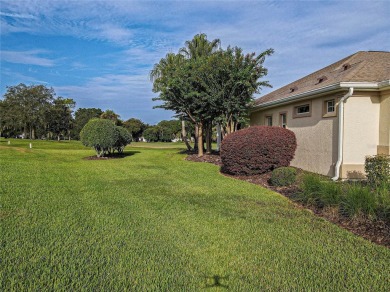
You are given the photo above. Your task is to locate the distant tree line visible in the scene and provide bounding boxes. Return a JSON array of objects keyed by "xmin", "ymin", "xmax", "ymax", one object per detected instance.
[
  {"xmin": 0, "ymin": 83, "xmax": 75, "ymax": 140},
  {"xmin": 0, "ymin": 83, "xmax": 185, "ymax": 142},
  {"xmin": 150, "ymin": 33, "xmax": 273, "ymax": 156}
]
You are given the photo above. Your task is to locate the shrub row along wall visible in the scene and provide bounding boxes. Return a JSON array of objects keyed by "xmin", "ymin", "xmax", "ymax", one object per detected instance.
[{"xmin": 220, "ymin": 126, "xmax": 297, "ymax": 175}]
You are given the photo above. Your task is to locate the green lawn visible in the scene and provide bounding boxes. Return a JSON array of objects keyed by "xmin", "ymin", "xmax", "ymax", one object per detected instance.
[{"xmin": 1, "ymin": 139, "xmax": 389, "ymax": 290}]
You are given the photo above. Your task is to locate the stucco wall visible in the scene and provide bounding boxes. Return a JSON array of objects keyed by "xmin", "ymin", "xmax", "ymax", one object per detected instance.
[
  {"xmin": 342, "ymin": 93, "xmax": 380, "ymax": 178},
  {"xmin": 250, "ymin": 94, "xmax": 341, "ymax": 177},
  {"xmin": 251, "ymin": 91, "xmax": 384, "ymax": 178},
  {"xmin": 378, "ymin": 90, "xmax": 390, "ymax": 155}
]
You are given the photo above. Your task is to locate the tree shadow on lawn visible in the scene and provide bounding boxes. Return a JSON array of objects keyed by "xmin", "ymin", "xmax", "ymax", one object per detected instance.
[
  {"xmin": 203, "ymin": 274, "xmax": 229, "ymax": 289},
  {"xmin": 83, "ymin": 150, "xmax": 140, "ymax": 160}
]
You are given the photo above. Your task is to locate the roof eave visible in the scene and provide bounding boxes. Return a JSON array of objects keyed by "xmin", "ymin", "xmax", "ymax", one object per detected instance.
[{"xmin": 251, "ymin": 80, "xmax": 390, "ymax": 112}]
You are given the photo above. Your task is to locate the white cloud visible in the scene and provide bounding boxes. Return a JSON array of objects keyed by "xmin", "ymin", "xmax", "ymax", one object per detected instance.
[
  {"xmin": 0, "ymin": 11, "xmax": 36, "ymax": 19},
  {"xmin": 1, "ymin": 50, "xmax": 55, "ymax": 67}
]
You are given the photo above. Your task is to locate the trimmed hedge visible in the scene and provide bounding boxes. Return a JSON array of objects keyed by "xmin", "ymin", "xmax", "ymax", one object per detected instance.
[
  {"xmin": 114, "ymin": 126, "xmax": 132, "ymax": 153},
  {"xmin": 220, "ymin": 126, "xmax": 297, "ymax": 175},
  {"xmin": 80, "ymin": 119, "xmax": 131, "ymax": 157}
]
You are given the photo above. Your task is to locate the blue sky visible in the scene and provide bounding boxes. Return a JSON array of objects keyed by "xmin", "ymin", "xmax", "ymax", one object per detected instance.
[{"xmin": 1, "ymin": 0, "xmax": 389, "ymax": 124}]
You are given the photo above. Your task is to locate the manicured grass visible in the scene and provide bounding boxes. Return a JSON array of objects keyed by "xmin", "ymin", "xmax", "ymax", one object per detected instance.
[
  {"xmin": 1, "ymin": 140, "xmax": 390, "ymax": 290},
  {"xmin": 131, "ymin": 141, "xmax": 187, "ymax": 149}
]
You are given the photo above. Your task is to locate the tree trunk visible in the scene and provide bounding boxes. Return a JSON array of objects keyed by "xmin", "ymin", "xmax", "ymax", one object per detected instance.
[
  {"xmin": 206, "ymin": 122, "xmax": 212, "ymax": 154},
  {"xmin": 216, "ymin": 124, "xmax": 222, "ymax": 151},
  {"xmin": 194, "ymin": 124, "xmax": 199, "ymax": 151},
  {"xmin": 181, "ymin": 120, "xmax": 192, "ymax": 151},
  {"xmin": 197, "ymin": 122, "xmax": 203, "ymax": 157}
]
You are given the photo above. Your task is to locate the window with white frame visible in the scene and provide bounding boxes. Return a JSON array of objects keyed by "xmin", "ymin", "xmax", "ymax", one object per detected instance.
[
  {"xmin": 326, "ymin": 99, "xmax": 335, "ymax": 113},
  {"xmin": 293, "ymin": 102, "xmax": 311, "ymax": 118},
  {"xmin": 323, "ymin": 98, "xmax": 337, "ymax": 117},
  {"xmin": 280, "ymin": 113, "xmax": 287, "ymax": 128}
]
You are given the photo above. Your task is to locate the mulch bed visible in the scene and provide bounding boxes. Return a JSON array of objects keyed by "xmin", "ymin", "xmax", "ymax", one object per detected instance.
[
  {"xmin": 83, "ymin": 154, "xmax": 126, "ymax": 160},
  {"xmin": 186, "ymin": 152, "xmax": 390, "ymax": 248}
]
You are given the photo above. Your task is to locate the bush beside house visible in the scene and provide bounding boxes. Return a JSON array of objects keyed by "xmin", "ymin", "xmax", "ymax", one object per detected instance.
[{"xmin": 220, "ymin": 126, "xmax": 297, "ymax": 175}]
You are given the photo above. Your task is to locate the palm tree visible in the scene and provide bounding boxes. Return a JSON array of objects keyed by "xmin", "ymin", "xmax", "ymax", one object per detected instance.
[
  {"xmin": 179, "ymin": 33, "xmax": 221, "ymax": 156},
  {"xmin": 100, "ymin": 109, "xmax": 121, "ymax": 125},
  {"xmin": 150, "ymin": 53, "xmax": 184, "ymax": 92},
  {"xmin": 179, "ymin": 33, "xmax": 221, "ymax": 60}
]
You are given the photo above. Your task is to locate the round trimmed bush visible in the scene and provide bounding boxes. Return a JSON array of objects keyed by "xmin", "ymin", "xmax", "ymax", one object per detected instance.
[
  {"xmin": 220, "ymin": 126, "xmax": 297, "ymax": 175},
  {"xmin": 270, "ymin": 167, "xmax": 297, "ymax": 186},
  {"xmin": 114, "ymin": 126, "xmax": 132, "ymax": 153},
  {"xmin": 80, "ymin": 118, "xmax": 119, "ymax": 157}
]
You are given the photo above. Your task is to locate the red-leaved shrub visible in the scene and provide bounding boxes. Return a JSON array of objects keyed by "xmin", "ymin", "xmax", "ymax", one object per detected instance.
[{"xmin": 220, "ymin": 126, "xmax": 297, "ymax": 175}]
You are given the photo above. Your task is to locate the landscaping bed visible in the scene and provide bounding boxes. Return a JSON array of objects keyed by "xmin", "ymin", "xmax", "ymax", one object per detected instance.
[{"xmin": 186, "ymin": 152, "xmax": 390, "ymax": 248}]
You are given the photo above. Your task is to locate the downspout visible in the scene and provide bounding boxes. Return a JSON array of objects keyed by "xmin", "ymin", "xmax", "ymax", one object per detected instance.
[{"xmin": 332, "ymin": 87, "xmax": 354, "ymax": 181}]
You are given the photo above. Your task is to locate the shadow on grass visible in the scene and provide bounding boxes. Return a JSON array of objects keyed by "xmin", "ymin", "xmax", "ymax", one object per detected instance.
[
  {"xmin": 203, "ymin": 275, "xmax": 229, "ymax": 289},
  {"xmin": 83, "ymin": 151, "xmax": 140, "ymax": 160}
]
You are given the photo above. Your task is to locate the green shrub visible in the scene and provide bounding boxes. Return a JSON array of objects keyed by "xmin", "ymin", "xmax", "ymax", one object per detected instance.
[
  {"xmin": 340, "ymin": 183, "xmax": 377, "ymax": 219},
  {"xmin": 270, "ymin": 167, "xmax": 297, "ymax": 186},
  {"xmin": 114, "ymin": 126, "xmax": 132, "ymax": 153},
  {"xmin": 80, "ymin": 119, "xmax": 119, "ymax": 157},
  {"xmin": 298, "ymin": 174, "xmax": 342, "ymax": 208},
  {"xmin": 375, "ymin": 183, "xmax": 390, "ymax": 222},
  {"xmin": 297, "ymin": 172, "xmax": 390, "ymax": 222},
  {"xmin": 365, "ymin": 154, "xmax": 390, "ymax": 188}
]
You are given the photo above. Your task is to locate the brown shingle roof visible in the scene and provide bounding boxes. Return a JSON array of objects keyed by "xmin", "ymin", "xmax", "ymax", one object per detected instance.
[{"xmin": 254, "ymin": 51, "xmax": 390, "ymax": 106}]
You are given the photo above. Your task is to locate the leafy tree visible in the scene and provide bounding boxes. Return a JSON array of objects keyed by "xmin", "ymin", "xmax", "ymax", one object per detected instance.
[
  {"xmin": 157, "ymin": 120, "xmax": 181, "ymax": 142},
  {"xmin": 46, "ymin": 97, "xmax": 75, "ymax": 140},
  {"xmin": 0, "ymin": 100, "xmax": 9, "ymax": 137},
  {"xmin": 200, "ymin": 46, "xmax": 274, "ymax": 136},
  {"xmin": 151, "ymin": 34, "xmax": 221, "ymax": 156},
  {"xmin": 100, "ymin": 109, "xmax": 122, "ymax": 125},
  {"xmin": 2, "ymin": 83, "xmax": 55, "ymax": 139},
  {"xmin": 143, "ymin": 126, "xmax": 160, "ymax": 142},
  {"xmin": 123, "ymin": 118, "xmax": 146, "ymax": 141},
  {"xmin": 80, "ymin": 118, "xmax": 119, "ymax": 157},
  {"xmin": 151, "ymin": 34, "xmax": 273, "ymax": 156},
  {"xmin": 72, "ymin": 108, "xmax": 103, "ymax": 139}
]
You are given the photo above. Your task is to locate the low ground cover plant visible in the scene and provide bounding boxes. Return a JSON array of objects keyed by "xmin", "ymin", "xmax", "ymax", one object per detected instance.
[
  {"xmin": 270, "ymin": 166, "xmax": 297, "ymax": 186},
  {"xmin": 297, "ymin": 173, "xmax": 390, "ymax": 222},
  {"xmin": 220, "ymin": 126, "xmax": 296, "ymax": 175}
]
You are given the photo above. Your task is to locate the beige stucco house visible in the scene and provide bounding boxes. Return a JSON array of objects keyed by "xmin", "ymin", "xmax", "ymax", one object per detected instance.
[{"xmin": 250, "ymin": 51, "xmax": 390, "ymax": 179}]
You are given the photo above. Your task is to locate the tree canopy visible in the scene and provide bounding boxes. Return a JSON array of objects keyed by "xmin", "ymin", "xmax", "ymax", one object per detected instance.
[
  {"xmin": 80, "ymin": 118, "xmax": 131, "ymax": 157},
  {"xmin": 123, "ymin": 118, "xmax": 146, "ymax": 141},
  {"xmin": 71, "ymin": 108, "xmax": 103, "ymax": 139},
  {"xmin": 150, "ymin": 33, "xmax": 273, "ymax": 156},
  {"xmin": 1, "ymin": 83, "xmax": 75, "ymax": 139}
]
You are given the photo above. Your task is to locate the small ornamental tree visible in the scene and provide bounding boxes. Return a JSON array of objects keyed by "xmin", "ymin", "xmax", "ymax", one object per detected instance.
[
  {"xmin": 80, "ymin": 118, "xmax": 119, "ymax": 157},
  {"xmin": 114, "ymin": 126, "xmax": 132, "ymax": 153},
  {"xmin": 220, "ymin": 126, "xmax": 297, "ymax": 175}
]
